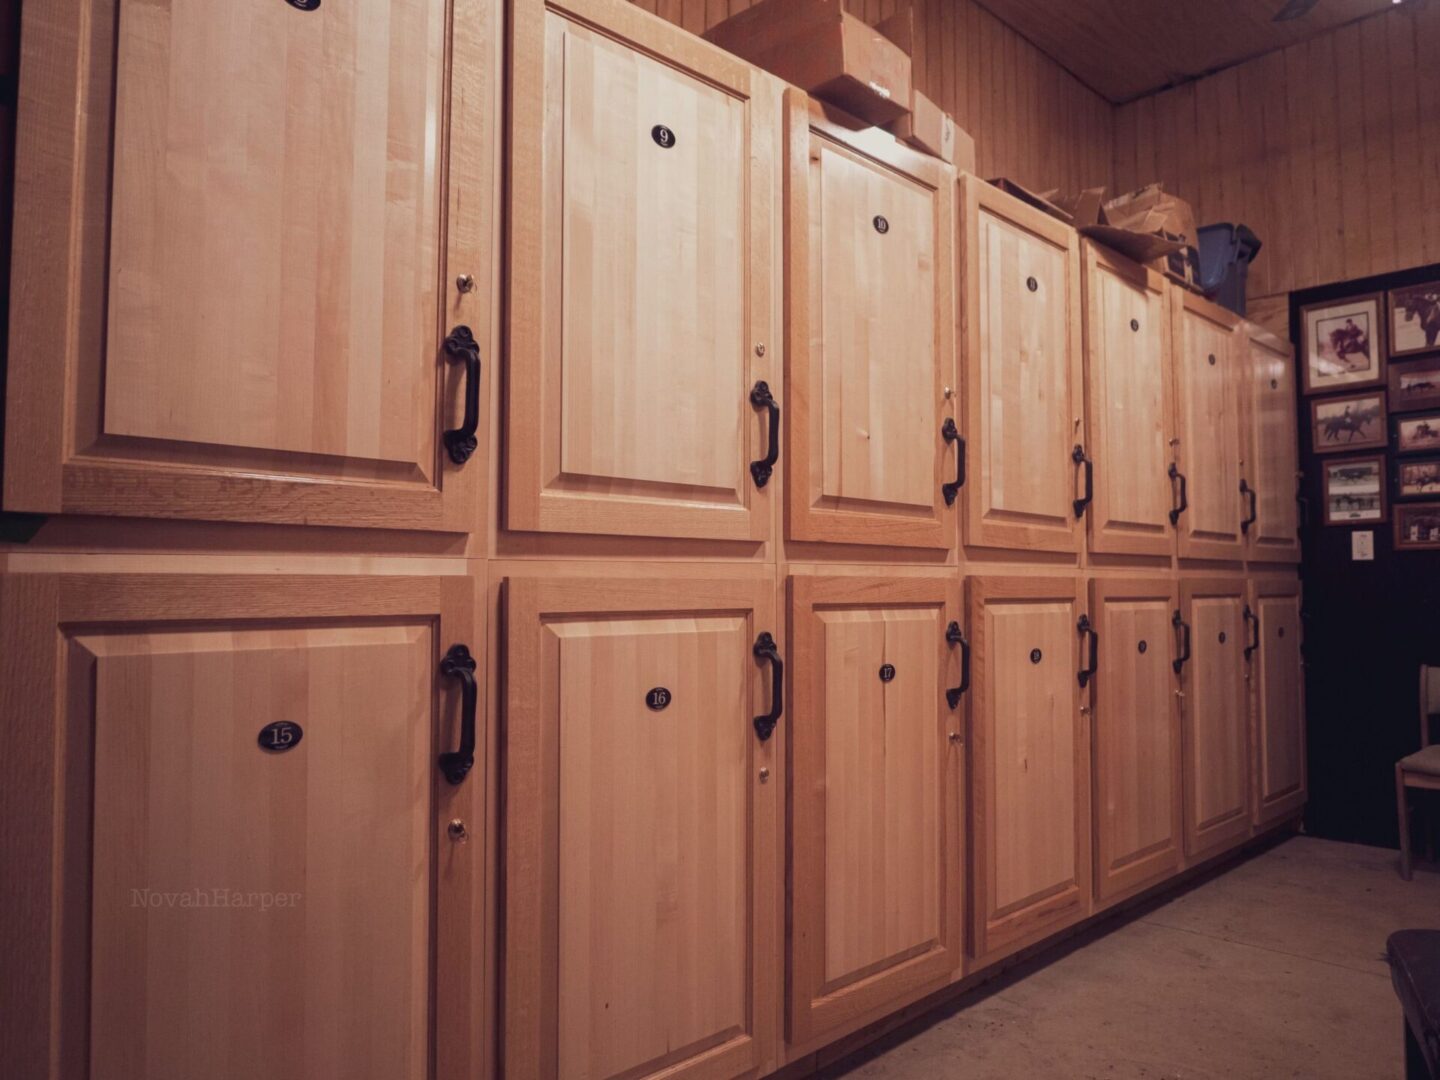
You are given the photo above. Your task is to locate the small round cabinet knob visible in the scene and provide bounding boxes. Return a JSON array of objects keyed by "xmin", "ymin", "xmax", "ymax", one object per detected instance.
[
  {"xmin": 455, "ymin": 273, "xmax": 476, "ymax": 294},
  {"xmin": 447, "ymin": 818, "xmax": 469, "ymax": 843}
]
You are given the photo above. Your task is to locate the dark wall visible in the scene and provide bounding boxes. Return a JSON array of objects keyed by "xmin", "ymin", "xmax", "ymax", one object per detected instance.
[{"xmin": 1292, "ymin": 263, "xmax": 1440, "ymax": 848}]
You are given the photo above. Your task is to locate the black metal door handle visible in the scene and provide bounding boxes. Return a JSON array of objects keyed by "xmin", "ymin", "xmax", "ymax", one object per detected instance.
[
  {"xmin": 945, "ymin": 621, "xmax": 970, "ymax": 709},
  {"xmin": 750, "ymin": 381, "xmax": 780, "ymax": 489},
  {"xmin": 1241, "ymin": 479, "xmax": 1257, "ymax": 533},
  {"xmin": 1077, "ymin": 614, "xmax": 1098, "ymax": 689},
  {"xmin": 753, "ymin": 631, "xmax": 783, "ymax": 741},
  {"xmin": 942, "ymin": 418, "xmax": 966, "ymax": 506},
  {"xmin": 1073, "ymin": 444, "xmax": 1094, "ymax": 518},
  {"xmin": 1296, "ymin": 472, "xmax": 1308, "ymax": 532},
  {"xmin": 1244, "ymin": 605, "xmax": 1260, "ymax": 661},
  {"xmin": 438, "ymin": 644, "xmax": 477, "ymax": 785},
  {"xmin": 1172, "ymin": 609, "xmax": 1191, "ymax": 675},
  {"xmin": 442, "ymin": 326, "xmax": 481, "ymax": 465},
  {"xmin": 1169, "ymin": 463, "xmax": 1188, "ymax": 525}
]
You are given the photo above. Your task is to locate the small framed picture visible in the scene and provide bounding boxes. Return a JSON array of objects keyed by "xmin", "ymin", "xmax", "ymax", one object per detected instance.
[
  {"xmin": 1310, "ymin": 391, "xmax": 1387, "ymax": 454},
  {"xmin": 1388, "ymin": 280, "xmax": 1440, "ymax": 359},
  {"xmin": 1389, "ymin": 356, "xmax": 1440, "ymax": 413},
  {"xmin": 1396, "ymin": 456, "xmax": 1440, "ymax": 500},
  {"xmin": 1395, "ymin": 411, "xmax": 1440, "ymax": 455},
  {"xmin": 1394, "ymin": 502, "xmax": 1440, "ymax": 550},
  {"xmin": 1322, "ymin": 455, "xmax": 1386, "ymax": 525},
  {"xmin": 1300, "ymin": 293, "xmax": 1386, "ymax": 395}
]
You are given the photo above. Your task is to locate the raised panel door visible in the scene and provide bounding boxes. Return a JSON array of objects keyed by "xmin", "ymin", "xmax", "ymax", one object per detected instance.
[
  {"xmin": 1245, "ymin": 326, "xmax": 1303, "ymax": 563},
  {"xmin": 1251, "ymin": 577, "xmax": 1307, "ymax": 825}
]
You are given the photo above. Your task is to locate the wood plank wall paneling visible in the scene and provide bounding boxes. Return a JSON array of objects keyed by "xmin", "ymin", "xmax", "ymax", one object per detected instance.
[
  {"xmin": 631, "ymin": 0, "xmax": 1115, "ymax": 194},
  {"xmin": 1114, "ymin": 2, "xmax": 1440, "ymax": 326}
]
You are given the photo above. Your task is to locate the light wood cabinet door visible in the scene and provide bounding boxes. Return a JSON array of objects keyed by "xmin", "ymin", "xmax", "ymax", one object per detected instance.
[
  {"xmin": 506, "ymin": 0, "xmax": 778, "ymax": 542},
  {"xmin": 1089, "ymin": 577, "xmax": 1183, "ymax": 907},
  {"xmin": 1172, "ymin": 293, "xmax": 1246, "ymax": 561},
  {"xmin": 1243, "ymin": 326, "xmax": 1303, "ymax": 564},
  {"xmin": 1178, "ymin": 577, "xmax": 1252, "ymax": 858},
  {"xmin": 0, "ymin": 572, "xmax": 484, "ymax": 1080},
  {"xmin": 5, "ymin": 0, "xmax": 495, "ymax": 531},
  {"xmin": 785, "ymin": 96, "xmax": 957, "ymax": 549},
  {"xmin": 504, "ymin": 574, "xmax": 779, "ymax": 1079},
  {"xmin": 787, "ymin": 573, "xmax": 963, "ymax": 1044},
  {"xmin": 968, "ymin": 576, "xmax": 1091, "ymax": 960},
  {"xmin": 960, "ymin": 177, "xmax": 1085, "ymax": 554},
  {"xmin": 1081, "ymin": 244, "xmax": 1176, "ymax": 557},
  {"xmin": 1251, "ymin": 577, "xmax": 1307, "ymax": 825}
]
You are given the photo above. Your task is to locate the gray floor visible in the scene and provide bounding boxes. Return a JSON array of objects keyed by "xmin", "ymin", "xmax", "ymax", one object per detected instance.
[{"xmin": 825, "ymin": 837, "xmax": 1440, "ymax": 1079}]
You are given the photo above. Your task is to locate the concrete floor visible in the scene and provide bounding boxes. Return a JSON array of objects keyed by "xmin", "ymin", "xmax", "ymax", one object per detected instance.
[{"xmin": 824, "ymin": 837, "xmax": 1440, "ymax": 1079}]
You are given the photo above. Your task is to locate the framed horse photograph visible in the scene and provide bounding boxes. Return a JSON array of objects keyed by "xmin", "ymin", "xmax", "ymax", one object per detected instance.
[
  {"xmin": 1388, "ymin": 356, "xmax": 1440, "ymax": 413},
  {"xmin": 1395, "ymin": 411, "xmax": 1440, "ymax": 455},
  {"xmin": 1321, "ymin": 455, "xmax": 1386, "ymax": 525},
  {"xmin": 1395, "ymin": 456, "xmax": 1440, "ymax": 501},
  {"xmin": 1310, "ymin": 391, "xmax": 1387, "ymax": 454},
  {"xmin": 1394, "ymin": 502, "xmax": 1440, "ymax": 550},
  {"xmin": 1300, "ymin": 293, "xmax": 1385, "ymax": 395},
  {"xmin": 1388, "ymin": 280, "xmax": 1440, "ymax": 358}
]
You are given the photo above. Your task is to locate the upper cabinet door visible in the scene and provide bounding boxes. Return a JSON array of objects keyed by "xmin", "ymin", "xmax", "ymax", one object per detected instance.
[
  {"xmin": 1173, "ymin": 294, "xmax": 1246, "ymax": 561},
  {"xmin": 1081, "ymin": 244, "xmax": 1176, "ymax": 557},
  {"xmin": 506, "ymin": 0, "xmax": 778, "ymax": 542},
  {"xmin": 961, "ymin": 177, "xmax": 1085, "ymax": 554},
  {"xmin": 1244, "ymin": 326, "xmax": 1303, "ymax": 564},
  {"xmin": 785, "ymin": 96, "xmax": 957, "ymax": 549},
  {"xmin": 5, "ymin": 0, "xmax": 495, "ymax": 531},
  {"xmin": 788, "ymin": 573, "xmax": 963, "ymax": 1045},
  {"xmin": 1251, "ymin": 577, "xmax": 1307, "ymax": 826}
]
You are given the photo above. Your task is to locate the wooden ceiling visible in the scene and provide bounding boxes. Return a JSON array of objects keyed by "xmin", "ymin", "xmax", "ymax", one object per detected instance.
[{"xmin": 976, "ymin": 0, "xmax": 1404, "ymax": 102}]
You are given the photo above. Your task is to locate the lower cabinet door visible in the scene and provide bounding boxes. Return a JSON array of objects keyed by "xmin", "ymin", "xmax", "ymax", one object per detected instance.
[
  {"xmin": 787, "ymin": 573, "xmax": 964, "ymax": 1045},
  {"xmin": 0, "ymin": 572, "xmax": 483, "ymax": 1080},
  {"xmin": 504, "ymin": 573, "xmax": 779, "ymax": 1080},
  {"xmin": 1178, "ymin": 577, "xmax": 1252, "ymax": 858},
  {"xmin": 1250, "ymin": 576, "xmax": 1307, "ymax": 825},
  {"xmin": 968, "ymin": 576, "xmax": 1091, "ymax": 961},
  {"xmin": 1089, "ymin": 577, "xmax": 1183, "ymax": 907}
]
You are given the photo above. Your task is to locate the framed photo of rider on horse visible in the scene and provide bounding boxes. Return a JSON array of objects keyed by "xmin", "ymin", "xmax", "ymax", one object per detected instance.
[
  {"xmin": 1388, "ymin": 281, "xmax": 1440, "ymax": 359},
  {"xmin": 1321, "ymin": 455, "xmax": 1386, "ymax": 525},
  {"xmin": 1300, "ymin": 293, "xmax": 1385, "ymax": 395},
  {"xmin": 1310, "ymin": 392, "xmax": 1387, "ymax": 455},
  {"xmin": 1388, "ymin": 356, "xmax": 1440, "ymax": 413},
  {"xmin": 1395, "ymin": 411, "xmax": 1440, "ymax": 455}
]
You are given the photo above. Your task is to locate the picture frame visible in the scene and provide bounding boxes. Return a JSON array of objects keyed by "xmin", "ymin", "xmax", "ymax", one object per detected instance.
[
  {"xmin": 1394, "ymin": 501, "xmax": 1440, "ymax": 550},
  {"xmin": 1388, "ymin": 280, "xmax": 1440, "ymax": 359},
  {"xmin": 1395, "ymin": 411, "xmax": 1440, "ymax": 455},
  {"xmin": 1388, "ymin": 356, "xmax": 1440, "ymax": 413},
  {"xmin": 1395, "ymin": 456, "xmax": 1440, "ymax": 501},
  {"xmin": 1310, "ymin": 391, "xmax": 1387, "ymax": 454},
  {"xmin": 1300, "ymin": 293, "xmax": 1386, "ymax": 395},
  {"xmin": 1321, "ymin": 455, "xmax": 1386, "ymax": 525}
]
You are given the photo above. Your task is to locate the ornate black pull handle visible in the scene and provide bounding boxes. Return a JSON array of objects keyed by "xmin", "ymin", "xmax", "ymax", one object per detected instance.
[
  {"xmin": 1073, "ymin": 444, "xmax": 1094, "ymax": 518},
  {"xmin": 1077, "ymin": 614, "xmax": 1098, "ymax": 690},
  {"xmin": 752, "ymin": 632, "xmax": 783, "ymax": 742},
  {"xmin": 1244, "ymin": 605, "xmax": 1260, "ymax": 661},
  {"xmin": 1172, "ymin": 609, "xmax": 1191, "ymax": 675},
  {"xmin": 1240, "ymin": 479, "xmax": 1258, "ymax": 534},
  {"xmin": 942, "ymin": 418, "xmax": 966, "ymax": 506},
  {"xmin": 945, "ymin": 621, "xmax": 970, "ymax": 709},
  {"xmin": 749, "ymin": 381, "xmax": 780, "ymax": 489},
  {"xmin": 442, "ymin": 326, "xmax": 481, "ymax": 466},
  {"xmin": 438, "ymin": 644, "xmax": 477, "ymax": 785},
  {"xmin": 1296, "ymin": 472, "xmax": 1308, "ymax": 532},
  {"xmin": 1168, "ymin": 463, "xmax": 1188, "ymax": 525}
]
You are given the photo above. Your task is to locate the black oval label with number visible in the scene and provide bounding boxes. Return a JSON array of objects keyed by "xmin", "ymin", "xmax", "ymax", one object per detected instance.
[
  {"xmin": 258, "ymin": 721, "xmax": 303, "ymax": 752},
  {"xmin": 873, "ymin": 215, "xmax": 889, "ymax": 234},
  {"xmin": 1278, "ymin": 626, "xmax": 1286, "ymax": 638},
  {"xmin": 651, "ymin": 124, "xmax": 676, "ymax": 149},
  {"xmin": 1218, "ymin": 631, "xmax": 1227, "ymax": 644},
  {"xmin": 1130, "ymin": 318, "xmax": 1140, "ymax": 332},
  {"xmin": 1030, "ymin": 648, "xmax": 1043, "ymax": 664},
  {"xmin": 879, "ymin": 663, "xmax": 896, "ymax": 683},
  {"xmin": 645, "ymin": 687, "xmax": 672, "ymax": 711},
  {"xmin": 1138, "ymin": 640, "xmax": 1148, "ymax": 654},
  {"xmin": 286, "ymin": 0, "xmax": 321, "ymax": 10}
]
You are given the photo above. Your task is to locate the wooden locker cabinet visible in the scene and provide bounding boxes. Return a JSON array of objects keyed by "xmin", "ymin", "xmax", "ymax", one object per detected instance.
[
  {"xmin": 1089, "ymin": 577, "xmax": 1183, "ymax": 907},
  {"xmin": 0, "ymin": 572, "xmax": 484, "ymax": 1080},
  {"xmin": 503, "ymin": 574, "xmax": 780, "ymax": 1079},
  {"xmin": 787, "ymin": 573, "xmax": 964, "ymax": 1045},
  {"xmin": 1177, "ymin": 577, "xmax": 1252, "ymax": 858},
  {"xmin": 967, "ymin": 576, "xmax": 1091, "ymax": 960},
  {"xmin": 784, "ymin": 95, "xmax": 958, "ymax": 550},
  {"xmin": 1250, "ymin": 576, "xmax": 1307, "ymax": 826},
  {"xmin": 1172, "ymin": 293, "xmax": 1246, "ymax": 561},
  {"xmin": 5, "ymin": 0, "xmax": 495, "ymax": 531},
  {"xmin": 960, "ymin": 176, "xmax": 1086, "ymax": 554},
  {"xmin": 1242, "ymin": 325, "xmax": 1303, "ymax": 564},
  {"xmin": 506, "ymin": 0, "xmax": 779, "ymax": 542},
  {"xmin": 1080, "ymin": 244, "xmax": 1177, "ymax": 557}
]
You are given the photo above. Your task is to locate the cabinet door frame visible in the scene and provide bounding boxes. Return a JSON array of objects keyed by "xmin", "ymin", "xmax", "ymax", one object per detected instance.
[
  {"xmin": 784, "ymin": 93, "xmax": 957, "ymax": 550},
  {"xmin": 787, "ymin": 572, "xmax": 963, "ymax": 1045},
  {"xmin": 503, "ymin": 573, "xmax": 779, "ymax": 1079},
  {"xmin": 1243, "ymin": 324, "xmax": 1303, "ymax": 564},
  {"xmin": 0, "ymin": 571, "xmax": 483, "ymax": 1080},
  {"xmin": 1249, "ymin": 575, "xmax": 1307, "ymax": 826},
  {"xmin": 505, "ymin": 0, "xmax": 777, "ymax": 542},
  {"xmin": 4, "ymin": 0, "xmax": 494, "ymax": 531},
  {"xmin": 959, "ymin": 177, "xmax": 1085, "ymax": 555}
]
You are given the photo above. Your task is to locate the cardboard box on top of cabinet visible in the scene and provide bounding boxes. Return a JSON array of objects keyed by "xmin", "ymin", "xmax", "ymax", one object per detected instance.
[
  {"xmin": 885, "ymin": 89, "xmax": 966, "ymax": 165},
  {"xmin": 1044, "ymin": 182, "xmax": 1199, "ymax": 272},
  {"xmin": 704, "ymin": 0, "xmax": 912, "ymax": 126}
]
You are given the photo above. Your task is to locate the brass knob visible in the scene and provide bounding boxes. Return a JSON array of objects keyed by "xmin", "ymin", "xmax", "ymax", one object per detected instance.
[
  {"xmin": 455, "ymin": 273, "xmax": 476, "ymax": 294},
  {"xmin": 948, "ymin": 732, "xmax": 962, "ymax": 743},
  {"xmin": 447, "ymin": 818, "xmax": 469, "ymax": 843},
  {"xmin": 758, "ymin": 767, "xmax": 770, "ymax": 783}
]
